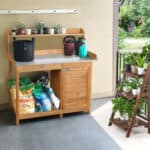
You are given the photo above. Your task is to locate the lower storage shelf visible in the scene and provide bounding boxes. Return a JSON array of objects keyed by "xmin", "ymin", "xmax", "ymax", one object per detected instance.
[
  {"xmin": 19, "ymin": 110, "xmax": 63, "ymax": 120},
  {"xmin": 111, "ymin": 118, "xmax": 147, "ymax": 130}
]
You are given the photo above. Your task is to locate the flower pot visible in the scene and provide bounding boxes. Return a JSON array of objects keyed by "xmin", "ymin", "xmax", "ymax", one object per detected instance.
[
  {"xmin": 17, "ymin": 28, "xmax": 26, "ymax": 35},
  {"xmin": 124, "ymin": 64, "xmax": 131, "ymax": 72},
  {"xmin": 123, "ymin": 86, "xmax": 130, "ymax": 93},
  {"xmin": 31, "ymin": 28, "xmax": 38, "ymax": 34},
  {"xmin": 25, "ymin": 28, "xmax": 32, "ymax": 35},
  {"xmin": 61, "ymin": 27, "xmax": 66, "ymax": 34},
  {"xmin": 38, "ymin": 29, "xmax": 44, "ymax": 34},
  {"xmin": 43, "ymin": 27, "xmax": 49, "ymax": 34},
  {"xmin": 122, "ymin": 113, "xmax": 128, "ymax": 120},
  {"xmin": 12, "ymin": 30, "xmax": 16, "ymax": 36},
  {"xmin": 132, "ymin": 89, "xmax": 138, "ymax": 96},
  {"xmin": 49, "ymin": 28, "xmax": 54, "ymax": 35},
  {"xmin": 131, "ymin": 65, "xmax": 137, "ymax": 74},
  {"xmin": 137, "ymin": 67, "xmax": 144, "ymax": 75}
]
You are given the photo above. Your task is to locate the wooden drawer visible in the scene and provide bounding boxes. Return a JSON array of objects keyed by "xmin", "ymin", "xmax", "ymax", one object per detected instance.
[{"xmin": 18, "ymin": 64, "xmax": 62, "ymax": 72}]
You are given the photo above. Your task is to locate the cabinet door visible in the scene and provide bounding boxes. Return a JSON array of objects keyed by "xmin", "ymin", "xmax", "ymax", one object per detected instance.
[{"xmin": 62, "ymin": 62, "xmax": 92, "ymax": 112}]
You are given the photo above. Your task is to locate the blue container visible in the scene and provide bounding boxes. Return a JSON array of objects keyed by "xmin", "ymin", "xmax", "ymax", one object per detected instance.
[{"xmin": 79, "ymin": 44, "xmax": 88, "ymax": 58}]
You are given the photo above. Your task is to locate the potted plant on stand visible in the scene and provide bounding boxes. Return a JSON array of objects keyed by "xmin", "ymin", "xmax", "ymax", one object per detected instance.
[
  {"xmin": 129, "ymin": 78, "xmax": 140, "ymax": 96},
  {"xmin": 124, "ymin": 52, "xmax": 132, "ymax": 72},
  {"xmin": 112, "ymin": 97, "xmax": 136, "ymax": 121},
  {"xmin": 129, "ymin": 53, "xmax": 137, "ymax": 74},
  {"xmin": 134, "ymin": 54, "xmax": 146, "ymax": 75},
  {"xmin": 122, "ymin": 79, "xmax": 131, "ymax": 93}
]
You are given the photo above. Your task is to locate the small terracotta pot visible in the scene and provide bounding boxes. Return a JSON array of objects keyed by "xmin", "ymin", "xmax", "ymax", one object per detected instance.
[{"xmin": 17, "ymin": 28, "xmax": 26, "ymax": 35}]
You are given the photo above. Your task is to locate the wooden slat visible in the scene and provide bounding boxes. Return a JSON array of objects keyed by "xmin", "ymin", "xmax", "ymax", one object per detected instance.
[
  {"xmin": 63, "ymin": 104, "xmax": 88, "ymax": 113},
  {"xmin": 18, "ymin": 64, "xmax": 62, "ymax": 72},
  {"xmin": 19, "ymin": 110, "xmax": 63, "ymax": 120},
  {"xmin": 51, "ymin": 70, "xmax": 63, "ymax": 109},
  {"xmin": 111, "ymin": 118, "xmax": 147, "ymax": 130},
  {"xmin": 122, "ymin": 71, "xmax": 144, "ymax": 78},
  {"xmin": 66, "ymin": 28, "xmax": 85, "ymax": 34},
  {"xmin": 35, "ymin": 49, "xmax": 64, "ymax": 55}
]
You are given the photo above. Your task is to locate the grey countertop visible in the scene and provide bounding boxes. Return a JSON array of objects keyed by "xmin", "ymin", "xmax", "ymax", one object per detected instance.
[{"xmin": 15, "ymin": 54, "xmax": 95, "ymax": 66}]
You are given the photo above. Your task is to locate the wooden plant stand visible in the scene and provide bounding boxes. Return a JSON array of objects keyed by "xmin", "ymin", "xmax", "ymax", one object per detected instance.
[{"xmin": 109, "ymin": 64, "xmax": 150, "ymax": 137}]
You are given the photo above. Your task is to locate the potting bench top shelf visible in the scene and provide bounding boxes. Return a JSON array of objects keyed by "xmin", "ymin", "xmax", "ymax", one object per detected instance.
[{"xmin": 9, "ymin": 28, "xmax": 85, "ymax": 38}]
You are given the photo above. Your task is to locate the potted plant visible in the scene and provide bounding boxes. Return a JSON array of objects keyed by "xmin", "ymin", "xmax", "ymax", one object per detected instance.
[
  {"xmin": 130, "ymin": 53, "xmax": 137, "ymax": 74},
  {"xmin": 129, "ymin": 78, "xmax": 140, "ymax": 96},
  {"xmin": 123, "ymin": 79, "xmax": 132, "ymax": 93},
  {"xmin": 12, "ymin": 27, "xmax": 16, "ymax": 36},
  {"xmin": 124, "ymin": 52, "xmax": 132, "ymax": 72},
  {"xmin": 49, "ymin": 26, "xmax": 55, "ymax": 35},
  {"xmin": 15, "ymin": 21, "xmax": 26, "ymax": 35},
  {"xmin": 36, "ymin": 21, "xmax": 45, "ymax": 34},
  {"xmin": 60, "ymin": 25, "xmax": 66, "ymax": 34},
  {"xmin": 25, "ymin": 27, "xmax": 32, "ymax": 35},
  {"xmin": 43, "ymin": 26, "xmax": 49, "ymax": 34},
  {"xmin": 119, "ymin": 5, "xmax": 137, "ymax": 32},
  {"xmin": 134, "ymin": 54, "xmax": 146, "ymax": 75},
  {"xmin": 112, "ymin": 96, "xmax": 136, "ymax": 120}
]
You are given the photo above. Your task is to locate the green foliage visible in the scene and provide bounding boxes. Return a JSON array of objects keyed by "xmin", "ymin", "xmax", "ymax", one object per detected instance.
[
  {"xmin": 15, "ymin": 21, "xmax": 26, "ymax": 29},
  {"xmin": 112, "ymin": 97, "xmax": 136, "ymax": 118},
  {"xmin": 119, "ymin": 5, "xmax": 135, "ymax": 21},
  {"xmin": 128, "ymin": 78, "xmax": 141, "ymax": 89},
  {"xmin": 126, "ymin": 27, "xmax": 142, "ymax": 38},
  {"xmin": 36, "ymin": 21, "xmax": 45, "ymax": 30},
  {"xmin": 132, "ymin": 0, "xmax": 150, "ymax": 37},
  {"xmin": 119, "ymin": 27, "xmax": 127, "ymax": 49},
  {"xmin": 124, "ymin": 52, "xmax": 133, "ymax": 64},
  {"xmin": 119, "ymin": 5, "xmax": 138, "ymax": 32},
  {"xmin": 142, "ymin": 44, "xmax": 150, "ymax": 60},
  {"xmin": 117, "ymin": 82, "xmax": 124, "ymax": 92},
  {"xmin": 112, "ymin": 96, "xmax": 146, "ymax": 118},
  {"xmin": 119, "ymin": 0, "xmax": 150, "ymax": 37},
  {"xmin": 134, "ymin": 53, "xmax": 146, "ymax": 67}
]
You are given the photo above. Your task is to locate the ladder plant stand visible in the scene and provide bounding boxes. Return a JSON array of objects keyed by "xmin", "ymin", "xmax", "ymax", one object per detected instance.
[{"xmin": 109, "ymin": 64, "xmax": 150, "ymax": 137}]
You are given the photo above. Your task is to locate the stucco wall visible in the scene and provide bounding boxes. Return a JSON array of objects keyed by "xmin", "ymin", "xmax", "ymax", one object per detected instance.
[{"xmin": 0, "ymin": 0, "xmax": 113, "ymax": 104}]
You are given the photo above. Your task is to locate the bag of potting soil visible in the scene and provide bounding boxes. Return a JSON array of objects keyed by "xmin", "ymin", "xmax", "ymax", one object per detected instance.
[
  {"xmin": 35, "ymin": 101, "xmax": 43, "ymax": 112},
  {"xmin": 8, "ymin": 77, "xmax": 32, "ymax": 89},
  {"xmin": 8, "ymin": 78, "xmax": 35, "ymax": 114},
  {"xmin": 44, "ymin": 85, "xmax": 60, "ymax": 109},
  {"xmin": 33, "ymin": 92, "xmax": 51, "ymax": 112},
  {"xmin": 33, "ymin": 83, "xmax": 51, "ymax": 112},
  {"xmin": 19, "ymin": 94, "xmax": 35, "ymax": 114}
]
